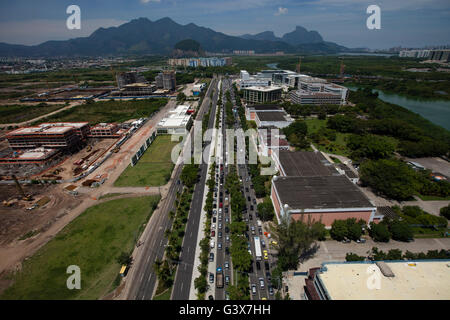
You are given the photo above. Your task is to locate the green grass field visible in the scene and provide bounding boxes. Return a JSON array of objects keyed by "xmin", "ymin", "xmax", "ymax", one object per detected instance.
[
  {"xmin": 0, "ymin": 103, "xmax": 65, "ymax": 124},
  {"xmin": 1, "ymin": 196, "xmax": 160, "ymax": 300},
  {"xmin": 114, "ymin": 135, "xmax": 179, "ymax": 187},
  {"xmin": 34, "ymin": 98, "xmax": 168, "ymax": 125},
  {"xmin": 305, "ymin": 118, "xmax": 350, "ymax": 156}
]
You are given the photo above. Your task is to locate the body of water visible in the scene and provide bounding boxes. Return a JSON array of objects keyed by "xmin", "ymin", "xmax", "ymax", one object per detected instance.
[
  {"xmin": 347, "ymin": 86, "xmax": 450, "ymax": 130},
  {"xmin": 266, "ymin": 63, "xmax": 279, "ymax": 69}
]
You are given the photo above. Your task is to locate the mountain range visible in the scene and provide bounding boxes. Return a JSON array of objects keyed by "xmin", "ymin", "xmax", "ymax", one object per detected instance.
[{"xmin": 0, "ymin": 17, "xmax": 348, "ymax": 57}]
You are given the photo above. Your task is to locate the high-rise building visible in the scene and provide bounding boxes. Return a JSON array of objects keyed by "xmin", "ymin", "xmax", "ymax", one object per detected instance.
[
  {"xmin": 116, "ymin": 72, "xmax": 147, "ymax": 89},
  {"xmin": 155, "ymin": 71, "xmax": 176, "ymax": 91}
]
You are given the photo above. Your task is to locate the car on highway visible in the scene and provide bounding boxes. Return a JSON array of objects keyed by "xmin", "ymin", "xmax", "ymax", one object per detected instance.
[
  {"xmin": 225, "ymin": 217, "xmax": 229, "ymax": 224},
  {"xmin": 258, "ymin": 227, "xmax": 263, "ymax": 235},
  {"xmin": 247, "ymin": 196, "xmax": 251, "ymax": 202},
  {"xmin": 256, "ymin": 261, "xmax": 261, "ymax": 270},
  {"xmin": 251, "ymin": 226, "xmax": 255, "ymax": 235},
  {"xmin": 259, "ymin": 278, "xmax": 265, "ymax": 289},
  {"xmin": 225, "ymin": 247, "xmax": 229, "ymax": 255},
  {"xmin": 218, "ymin": 243, "xmax": 222, "ymax": 250},
  {"xmin": 225, "ymin": 226, "xmax": 229, "ymax": 233},
  {"xmin": 225, "ymin": 261, "xmax": 229, "ymax": 269},
  {"xmin": 209, "ymin": 273, "xmax": 214, "ymax": 283},
  {"xmin": 266, "ymin": 271, "xmax": 271, "ymax": 281},
  {"xmin": 261, "ymin": 239, "xmax": 266, "ymax": 248},
  {"xmin": 250, "ymin": 205, "xmax": 254, "ymax": 211},
  {"xmin": 249, "ymin": 214, "xmax": 253, "ymax": 221},
  {"xmin": 268, "ymin": 286, "xmax": 274, "ymax": 296},
  {"xmin": 253, "ymin": 199, "xmax": 256, "ymax": 205},
  {"xmin": 226, "ymin": 235, "xmax": 230, "ymax": 242},
  {"xmin": 245, "ymin": 187, "xmax": 249, "ymax": 192},
  {"xmin": 225, "ymin": 292, "xmax": 230, "ymax": 300},
  {"xmin": 209, "ymin": 252, "xmax": 214, "ymax": 262},
  {"xmin": 251, "ymin": 284, "xmax": 257, "ymax": 295},
  {"xmin": 265, "ymin": 262, "xmax": 270, "ymax": 270}
]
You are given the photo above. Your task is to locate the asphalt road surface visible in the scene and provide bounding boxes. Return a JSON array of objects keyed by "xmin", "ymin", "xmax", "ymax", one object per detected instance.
[
  {"xmin": 128, "ymin": 77, "xmax": 218, "ymax": 300},
  {"xmin": 171, "ymin": 77, "xmax": 220, "ymax": 300}
]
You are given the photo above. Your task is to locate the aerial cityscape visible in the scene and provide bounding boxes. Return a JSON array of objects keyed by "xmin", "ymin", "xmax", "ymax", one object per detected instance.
[{"xmin": 0, "ymin": 0, "xmax": 449, "ymax": 311}]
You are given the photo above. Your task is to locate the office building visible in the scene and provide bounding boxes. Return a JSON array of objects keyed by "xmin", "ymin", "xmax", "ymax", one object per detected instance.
[
  {"xmin": 289, "ymin": 90, "xmax": 343, "ymax": 105},
  {"xmin": 238, "ymin": 70, "xmax": 272, "ymax": 89},
  {"xmin": 168, "ymin": 57, "xmax": 232, "ymax": 68},
  {"xmin": 242, "ymin": 86, "xmax": 282, "ymax": 104},
  {"xmin": 304, "ymin": 260, "xmax": 450, "ymax": 300}
]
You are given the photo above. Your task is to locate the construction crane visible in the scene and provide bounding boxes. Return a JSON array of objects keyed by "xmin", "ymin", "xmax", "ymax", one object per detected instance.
[
  {"xmin": 12, "ymin": 175, "xmax": 32, "ymax": 201},
  {"xmin": 339, "ymin": 58, "xmax": 346, "ymax": 79},
  {"xmin": 296, "ymin": 56, "xmax": 304, "ymax": 74}
]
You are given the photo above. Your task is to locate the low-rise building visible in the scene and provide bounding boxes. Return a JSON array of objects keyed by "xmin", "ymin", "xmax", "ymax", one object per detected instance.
[
  {"xmin": 89, "ymin": 123, "xmax": 120, "ymax": 138},
  {"xmin": 257, "ymin": 127, "xmax": 289, "ymax": 156},
  {"xmin": 254, "ymin": 111, "xmax": 293, "ymax": 128},
  {"xmin": 304, "ymin": 260, "xmax": 450, "ymax": 300},
  {"xmin": 0, "ymin": 147, "xmax": 59, "ymax": 163},
  {"xmin": 271, "ymin": 175, "xmax": 376, "ymax": 227},
  {"xmin": 245, "ymin": 104, "xmax": 283, "ymax": 121},
  {"xmin": 272, "ymin": 150, "xmax": 337, "ymax": 177},
  {"xmin": 156, "ymin": 105, "xmax": 192, "ymax": 135},
  {"xmin": 6, "ymin": 125, "xmax": 80, "ymax": 149}
]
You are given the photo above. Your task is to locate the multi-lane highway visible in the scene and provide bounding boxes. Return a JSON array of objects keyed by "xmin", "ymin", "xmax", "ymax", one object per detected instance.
[
  {"xmin": 210, "ymin": 77, "xmax": 275, "ymax": 300},
  {"xmin": 127, "ymin": 77, "xmax": 219, "ymax": 300},
  {"xmin": 171, "ymin": 76, "xmax": 221, "ymax": 300}
]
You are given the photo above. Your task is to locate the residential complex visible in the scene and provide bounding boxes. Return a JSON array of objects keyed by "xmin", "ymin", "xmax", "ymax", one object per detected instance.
[
  {"xmin": 168, "ymin": 57, "xmax": 232, "ymax": 68},
  {"xmin": 155, "ymin": 70, "xmax": 177, "ymax": 91},
  {"xmin": 399, "ymin": 49, "xmax": 450, "ymax": 62}
]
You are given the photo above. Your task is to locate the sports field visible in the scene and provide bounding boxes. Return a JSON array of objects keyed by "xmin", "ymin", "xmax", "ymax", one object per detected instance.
[
  {"xmin": 114, "ymin": 135, "xmax": 180, "ymax": 187},
  {"xmin": 1, "ymin": 196, "xmax": 160, "ymax": 300}
]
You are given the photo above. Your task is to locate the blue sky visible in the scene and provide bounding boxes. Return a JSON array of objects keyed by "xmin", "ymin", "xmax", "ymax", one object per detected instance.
[{"xmin": 0, "ymin": 0, "xmax": 449, "ymax": 49}]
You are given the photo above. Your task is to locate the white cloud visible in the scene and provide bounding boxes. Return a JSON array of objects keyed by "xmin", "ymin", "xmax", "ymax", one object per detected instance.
[
  {"xmin": 275, "ymin": 7, "xmax": 288, "ymax": 16},
  {"xmin": 141, "ymin": 0, "xmax": 161, "ymax": 3}
]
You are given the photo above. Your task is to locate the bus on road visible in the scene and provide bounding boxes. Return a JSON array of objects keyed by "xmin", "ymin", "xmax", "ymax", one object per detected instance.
[{"xmin": 254, "ymin": 236, "xmax": 262, "ymax": 261}]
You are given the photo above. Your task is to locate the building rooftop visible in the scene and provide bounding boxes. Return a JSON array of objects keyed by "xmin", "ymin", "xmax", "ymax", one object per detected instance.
[
  {"xmin": 278, "ymin": 151, "xmax": 337, "ymax": 177},
  {"xmin": 9, "ymin": 126, "xmax": 73, "ymax": 135},
  {"xmin": 39, "ymin": 122, "xmax": 89, "ymax": 129},
  {"xmin": 317, "ymin": 260, "xmax": 450, "ymax": 300},
  {"xmin": 244, "ymin": 85, "xmax": 282, "ymax": 92},
  {"xmin": 256, "ymin": 111, "xmax": 288, "ymax": 122},
  {"xmin": 273, "ymin": 175, "xmax": 374, "ymax": 210},
  {"xmin": 248, "ymin": 104, "xmax": 282, "ymax": 111}
]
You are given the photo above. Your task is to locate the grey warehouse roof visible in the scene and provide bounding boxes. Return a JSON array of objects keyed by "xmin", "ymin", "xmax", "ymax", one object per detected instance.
[
  {"xmin": 278, "ymin": 151, "xmax": 337, "ymax": 177},
  {"xmin": 273, "ymin": 175, "xmax": 374, "ymax": 210}
]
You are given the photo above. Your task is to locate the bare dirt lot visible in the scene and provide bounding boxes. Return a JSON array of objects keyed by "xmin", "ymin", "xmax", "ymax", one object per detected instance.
[{"xmin": 0, "ymin": 184, "xmax": 84, "ymax": 246}]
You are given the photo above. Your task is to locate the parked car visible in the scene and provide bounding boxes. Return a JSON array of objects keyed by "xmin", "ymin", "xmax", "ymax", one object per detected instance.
[
  {"xmin": 268, "ymin": 286, "xmax": 274, "ymax": 296},
  {"xmin": 209, "ymin": 273, "xmax": 214, "ymax": 283},
  {"xmin": 357, "ymin": 238, "xmax": 366, "ymax": 243},
  {"xmin": 218, "ymin": 243, "xmax": 222, "ymax": 250},
  {"xmin": 218, "ymin": 231, "xmax": 222, "ymax": 238},
  {"xmin": 213, "ymin": 217, "xmax": 216, "ymax": 223},
  {"xmin": 225, "ymin": 247, "xmax": 229, "ymax": 255},
  {"xmin": 256, "ymin": 261, "xmax": 261, "ymax": 270},
  {"xmin": 211, "ymin": 230, "xmax": 215, "ymax": 237},
  {"xmin": 225, "ymin": 261, "xmax": 230, "ymax": 269},
  {"xmin": 253, "ymin": 199, "xmax": 256, "ymax": 205},
  {"xmin": 225, "ymin": 275, "xmax": 230, "ymax": 285},
  {"xmin": 209, "ymin": 252, "xmax": 214, "ymax": 262}
]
